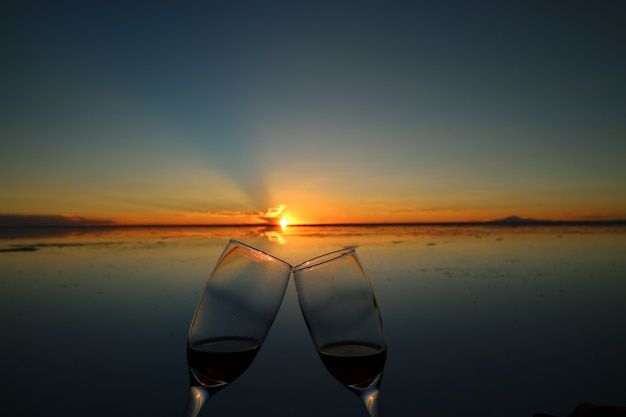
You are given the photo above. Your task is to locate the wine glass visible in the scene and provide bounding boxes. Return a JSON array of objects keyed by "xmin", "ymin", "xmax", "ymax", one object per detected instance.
[
  {"xmin": 183, "ymin": 240, "xmax": 292, "ymax": 417},
  {"xmin": 293, "ymin": 247, "xmax": 387, "ymax": 417}
]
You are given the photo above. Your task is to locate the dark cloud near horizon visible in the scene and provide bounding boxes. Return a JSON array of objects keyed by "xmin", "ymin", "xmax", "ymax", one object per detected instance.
[
  {"xmin": 190, "ymin": 205, "xmax": 286, "ymax": 225},
  {"xmin": 0, "ymin": 215, "xmax": 115, "ymax": 227}
]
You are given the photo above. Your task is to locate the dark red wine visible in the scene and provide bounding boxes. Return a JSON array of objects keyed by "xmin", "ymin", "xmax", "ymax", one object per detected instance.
[
  {"xmin": 187, "ymin": 337, "xmax": 260, "ymax": 389},
  {"xmin": 319, "ymin": 342, "xmax": 386, "ymax": 388}
]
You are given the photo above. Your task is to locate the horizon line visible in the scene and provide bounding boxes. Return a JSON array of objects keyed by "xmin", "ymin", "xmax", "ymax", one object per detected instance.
[{"xmin": 1, "ymin": 219, "xmax": 625, "ymax": 229}]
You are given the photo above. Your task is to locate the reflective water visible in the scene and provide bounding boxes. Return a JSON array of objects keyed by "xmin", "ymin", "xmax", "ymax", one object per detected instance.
[{"xmin": 1, "ymin": 225, "xmax": 625, "ymax": 417}]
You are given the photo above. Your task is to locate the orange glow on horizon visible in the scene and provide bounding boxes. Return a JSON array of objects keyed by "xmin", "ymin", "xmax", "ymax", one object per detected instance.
[
  {"xmin": 5, "ymin": 202, "xmax": 624, "ymax": 228},
  {"xmin": 102, "ymin": 206, "xmax": 626, "ymax": 227}
]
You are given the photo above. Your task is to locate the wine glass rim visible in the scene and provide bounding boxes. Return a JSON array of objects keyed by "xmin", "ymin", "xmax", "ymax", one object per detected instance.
[
  {"xmin": 228, "ymin": 239, "xmax": 292, "ymax": 268},
  {"xmin": 292, "ymin": 246, "xmax": 356, "ymax": 272}
]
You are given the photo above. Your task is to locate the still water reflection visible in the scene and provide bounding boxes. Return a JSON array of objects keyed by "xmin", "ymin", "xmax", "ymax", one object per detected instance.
[{"xmin": 0, "ymin": 225, "xmax": 625, "ymax": 417}]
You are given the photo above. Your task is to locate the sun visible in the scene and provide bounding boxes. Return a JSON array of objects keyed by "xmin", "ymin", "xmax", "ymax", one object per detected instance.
[{"xmin": 279, "ymin": 216, "xmax": 289, "ymax": 231}]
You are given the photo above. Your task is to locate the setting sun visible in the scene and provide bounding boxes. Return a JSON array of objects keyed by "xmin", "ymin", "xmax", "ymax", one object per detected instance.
[{"xmin": 280, "ymin": 216, "xmax": 289, "ymax": 231}]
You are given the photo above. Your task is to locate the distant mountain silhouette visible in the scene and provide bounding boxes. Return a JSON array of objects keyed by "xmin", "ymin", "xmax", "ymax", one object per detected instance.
[
  {"xmin": 488, "ymin": 215, "xmax": 544, "ymax": 224},
  {"xmin": 485, "ymin": 216, "xmax": 626, "ymax": 226},
  {"xmin": 0, "ymin": 214, "xmax": 115, "ymax": 227}
]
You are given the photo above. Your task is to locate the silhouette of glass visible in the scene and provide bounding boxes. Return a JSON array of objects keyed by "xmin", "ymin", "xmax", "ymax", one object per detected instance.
[
  {"xmin": 293, "ymin": 247, "xmax": 387, "ymax": 417},
  {"xmin": 182, "ymin": 240, "xmax": 291, "ymax": 417}
]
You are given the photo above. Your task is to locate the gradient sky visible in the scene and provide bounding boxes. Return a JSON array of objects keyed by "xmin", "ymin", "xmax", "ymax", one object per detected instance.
[{"xmin": 2, "ymin": 1, "xmax": 625, "ymax": 225}]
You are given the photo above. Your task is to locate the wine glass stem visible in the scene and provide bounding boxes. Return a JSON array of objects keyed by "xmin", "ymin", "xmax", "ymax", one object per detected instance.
[
  {"xmin": 183, "ymin": 385, "xmax": 209, "ymax": 417},
  {"xmin": 361, "ymin": 388, "xmax": 383, "ymax": 417}
]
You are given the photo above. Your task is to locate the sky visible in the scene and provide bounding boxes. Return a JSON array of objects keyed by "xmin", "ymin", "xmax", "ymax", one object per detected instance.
[{"xmin": 1, "ymin": 1, "xmax": 625, "ymax": 226}]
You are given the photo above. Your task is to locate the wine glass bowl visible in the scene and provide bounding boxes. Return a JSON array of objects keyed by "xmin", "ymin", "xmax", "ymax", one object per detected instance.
[
  {"xmin": 293, "ymin": 247, "xmax": 387, "ymax": 417},
  {"xmin": 183, "ymin": 240, "xmax": 292, "ymax": 417}
]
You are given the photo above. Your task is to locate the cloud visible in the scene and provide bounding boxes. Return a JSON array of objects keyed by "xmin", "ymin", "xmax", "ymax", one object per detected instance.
[
  {"xmin": 257, "ymin": 205, "xmax": 286, "ymax": 224},
  {"xmin": 0, "ymin": 215, "xmax": 116, "ymax": 227},
  {"xmin": 186, "ymin": 205, "xmax": 286, "ymax": 225}
]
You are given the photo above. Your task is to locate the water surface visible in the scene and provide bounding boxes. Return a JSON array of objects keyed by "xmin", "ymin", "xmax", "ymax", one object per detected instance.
[{"xmin": 1, "ymin": 225, "xmax": 624, "ymax": 417}]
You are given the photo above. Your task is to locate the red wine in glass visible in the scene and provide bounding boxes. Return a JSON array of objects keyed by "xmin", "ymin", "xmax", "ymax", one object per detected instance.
[
  {"xmin": 319, "ymin": 342, "xmax": 386, "ymax": 389},
  {"xmin": 187, "ymin": 337, "xmax": 260, "ymax": 393}
]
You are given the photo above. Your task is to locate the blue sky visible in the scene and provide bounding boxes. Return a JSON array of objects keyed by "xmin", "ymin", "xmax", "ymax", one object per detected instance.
[{"xmin": 1, "ymin": 1, "xmax": 625, "ymax": 225}]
